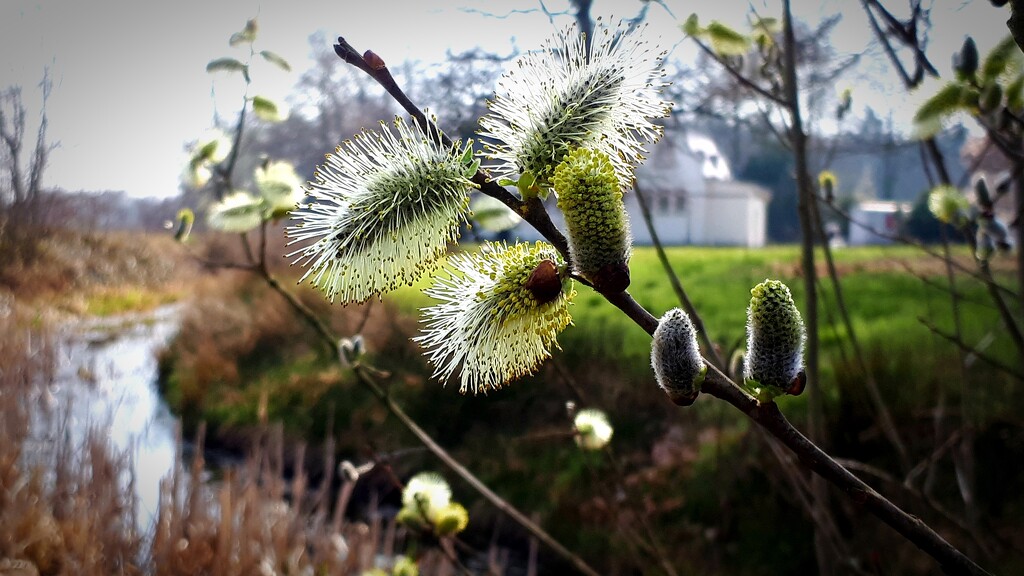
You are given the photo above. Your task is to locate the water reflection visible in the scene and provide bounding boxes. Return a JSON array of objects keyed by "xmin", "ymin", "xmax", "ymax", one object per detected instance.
[{"xmin": 32, "ymin": 304, "xmax": 182, "ymax": 527}]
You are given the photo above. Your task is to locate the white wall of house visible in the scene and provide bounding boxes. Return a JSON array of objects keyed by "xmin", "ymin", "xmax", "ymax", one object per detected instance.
[
  {"xmin": 847, "ymin": 201, "xmax": 910, "ymax": 245},
  {"xmin": 701, "ymin": 181, "xmax": 770, "ymax": 247}
]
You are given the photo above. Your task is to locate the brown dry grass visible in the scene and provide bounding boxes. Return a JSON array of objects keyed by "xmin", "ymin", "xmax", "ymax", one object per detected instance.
[{"xmin": 0, "ymin": 310, "xmax": 143, "ymax": 575}]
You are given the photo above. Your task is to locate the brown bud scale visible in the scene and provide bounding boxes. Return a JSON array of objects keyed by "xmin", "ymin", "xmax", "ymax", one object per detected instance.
[{"xmin": 524, "ymin": 259, "xmax": 562, "ymax": 304}]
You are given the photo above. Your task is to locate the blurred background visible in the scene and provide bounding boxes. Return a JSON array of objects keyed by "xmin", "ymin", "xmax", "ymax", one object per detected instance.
[{"xmin": 1, "ymin": 1, "xmax": 1021, "ymax": 575}]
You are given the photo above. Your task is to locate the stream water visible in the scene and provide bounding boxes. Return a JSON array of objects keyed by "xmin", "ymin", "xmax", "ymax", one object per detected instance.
[{"xmin": 31, "ymin": 304, "xmax": 183, "ymax": 527}]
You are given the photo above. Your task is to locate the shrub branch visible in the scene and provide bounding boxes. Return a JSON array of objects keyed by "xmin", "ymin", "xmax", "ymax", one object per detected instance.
[{"xmin": 329, "ymin": 32, "xmax": 991, "ymax": 576}]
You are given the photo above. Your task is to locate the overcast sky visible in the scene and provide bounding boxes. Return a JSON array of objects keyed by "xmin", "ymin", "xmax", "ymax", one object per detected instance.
[{"xmin": 0, "ymin": 0, "xmax": 1009, "ymax": 199}]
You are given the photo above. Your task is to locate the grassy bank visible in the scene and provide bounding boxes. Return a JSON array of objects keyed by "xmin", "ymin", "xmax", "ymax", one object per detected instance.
[
  {"xmin": 0, "ymin": 229, "xmax": 193, "ymax": 318},
  {"xmin": 157, "ymin": 241, "xmax": 1024, "ymax": 575}
]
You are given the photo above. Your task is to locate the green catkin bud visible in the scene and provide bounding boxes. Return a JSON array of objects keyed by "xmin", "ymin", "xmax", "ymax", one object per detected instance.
[
  {"xmin": 553, "ymin": 148, "xmax": 632, "ymax": 293},
  {"xmin": 401, "ymin": 472, "xmax": 451, "ymax": 523},
  {"xmin": 395, "ymin": 506, "xmax": 428, "ymax": 529},
  {"xmin": 817, "ymin": 170, "xmax": 837, "ymax": 203},
  {"xmin": 173, "ymin": 208, "xmax": 194, "ymax": 242},
  {"xmin": 743, "ymin": 279, "xmax": 806, "ymax": 403},
  {"xmin": 651, "ymin": 308, "xmax": 707, "ymax": 406},
  {"xmin": 573, "ymin": 408, "xmax": 614, "ymax": 450}
]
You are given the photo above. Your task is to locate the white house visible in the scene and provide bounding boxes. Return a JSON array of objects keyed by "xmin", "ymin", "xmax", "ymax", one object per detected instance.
[
  {"xmin": 847, "ymin": 200, "xmax": 911, "ymax": 245},
  {"xmin": 512, "ymin": 129, "xmax": 769, "ymax": 247}
]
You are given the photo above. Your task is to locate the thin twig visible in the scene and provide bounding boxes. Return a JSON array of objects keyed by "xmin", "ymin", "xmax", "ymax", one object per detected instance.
[
  {"xmin": 688, "ymin": 36, "xmax": 787, "ymax": 106},
  {"xmin": 812, "ymin": 195, "xmax": 911, "ymax": 473},
  {"xmin": 633, "ymin": 182, "xmax": 724, "ymax": 370},
  {"xmin": 918, "ymin": 317, "xmax": 1024, "ymax": 381},
  {"xmin": 351, "ymin": 363, "xmax": 602, "ymax": 576}
]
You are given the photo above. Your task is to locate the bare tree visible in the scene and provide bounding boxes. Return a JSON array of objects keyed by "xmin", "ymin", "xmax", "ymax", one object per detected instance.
[{"xmin": 0, "ymin": 69, "xmax": 58, "ymax": 227}]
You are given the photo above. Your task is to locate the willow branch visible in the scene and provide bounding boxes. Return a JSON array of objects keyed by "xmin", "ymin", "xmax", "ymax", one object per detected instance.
[
  {"xmin": 821, "ymin": 199, "xmax": 1018, "ymax": 299},
  {"xmin": 329, "ymin": 32, "xmax": 989, "ymax": 576},
  {"xmin": 333, "ymin": 36, "xmax": 572, "ymax": 260}
]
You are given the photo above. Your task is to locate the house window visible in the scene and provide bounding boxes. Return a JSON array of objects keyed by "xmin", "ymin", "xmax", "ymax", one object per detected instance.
[
  {"xmin": 658, "ymin": 194, "xmax": 670, "ymax": 213},
  {"xmin": 675, "ymin": 194, "xmax": 686, "ymax": 213}
]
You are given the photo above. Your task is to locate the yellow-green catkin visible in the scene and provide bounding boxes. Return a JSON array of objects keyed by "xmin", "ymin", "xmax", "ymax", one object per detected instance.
[
  {"xmin": 651, "ymin": 308, "xmax": 707, "ymax": 406},
  {"xmin": 743, "ymin": 279, "xmax": 806, "ymax": 403},
  {"xmin": 553, "ymin": 148, "xmax": 632, "ymax": 293},
  {"xmin": 432, "ymin": 503, "xmax": 469, "ymax": 536}
]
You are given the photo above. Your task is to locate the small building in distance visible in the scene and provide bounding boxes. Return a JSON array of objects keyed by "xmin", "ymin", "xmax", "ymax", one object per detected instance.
[
  {"xmin": 513, "ymin": 128, "xmax": 770, "ymax": 247},
  {"xmin": 846, "ymin": 200, "xmax": 912, "ymax": 245}
]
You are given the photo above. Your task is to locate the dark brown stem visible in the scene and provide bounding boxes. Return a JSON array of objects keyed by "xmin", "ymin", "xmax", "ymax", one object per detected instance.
[
  {"xmin": 780, "ymin": 0, "xmax": 821, "ymax": 442},
  {"xmin": 219, "ymin": 98, "xmax": 248, "ymax": 196},
  {"xmin": 918, "ymin": 317, "xmax": 1024, "ymax": 381},
  {"xmin": 1013, "ymin": 161, "xmax": 1024, "ymax": 306}
]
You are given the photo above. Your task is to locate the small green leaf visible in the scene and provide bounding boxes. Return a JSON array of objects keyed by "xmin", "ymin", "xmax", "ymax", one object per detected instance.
[
  {"xmin": 497, "ymin": 178, "xmax": 516, "ymax": 187},
  {"xmin": 207, "ymin": 191, "xmax": 266, "ymax": 232},
  {"xmin": 196, "ymin": 140, "xmax": 220, "ymax": 162},
  {"xmin": 981, "ymin": 35, "xmax": 1022, "ymax": 82},
  {"xmin": 251, "ymin": 95, "xmax": 287, "ymax": 122},
  {"xmin": 206, "ymin": 57, "xmax": 248, "ymax": 75},
  {"xmin": 751, "ymin": 17, "xmax": 779, "ymax": 34},
  {"xmin": 460, "ymin": 142, "xmax": 475, "ymax": 165},
  {"xmin": 259, "ymin": 50, "xmax": 291, "ymax": 71},
  {"xmin": 980, "ymin": 82, "xmax": 1004, "ymax": 113},
  {"xmin": 682, "ymin": 13, "xmax": 702, "ymax": 37},
  {"xmin": 463, "ymin": 159, "xmax": 481, "ymax": 179},
  {"xmin": 707, "ymin": 21, "xmax": 751, "ymax": 56},
  {"xmin": 750, "ymin": 17, "xmax": 778, "ymax": 48},
  {"xmin": 516, "ymin": 171, "xmax": 538, "ymax": 198},
  {"xmin": 229, "ymin": 18, "xmax": 258, "ymax": 46},
  {"xmin": 173, "ymin": 208, "xmax": 194, "ymax": 242},
  {"xmin": 913, "ymin": 82, "xmax": 972, "ymax": 136}
]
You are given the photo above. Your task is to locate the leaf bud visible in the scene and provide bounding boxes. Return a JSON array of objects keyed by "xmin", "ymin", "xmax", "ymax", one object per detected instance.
[{"xmin": 954, "ymin": 36, "xmax": 979, "ymax": 79}]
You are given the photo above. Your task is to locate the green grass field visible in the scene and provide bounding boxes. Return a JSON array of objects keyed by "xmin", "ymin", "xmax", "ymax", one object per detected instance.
[{"xmin": 389, "ymin": 243, "xmax": 1014, "ymax": 388}]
